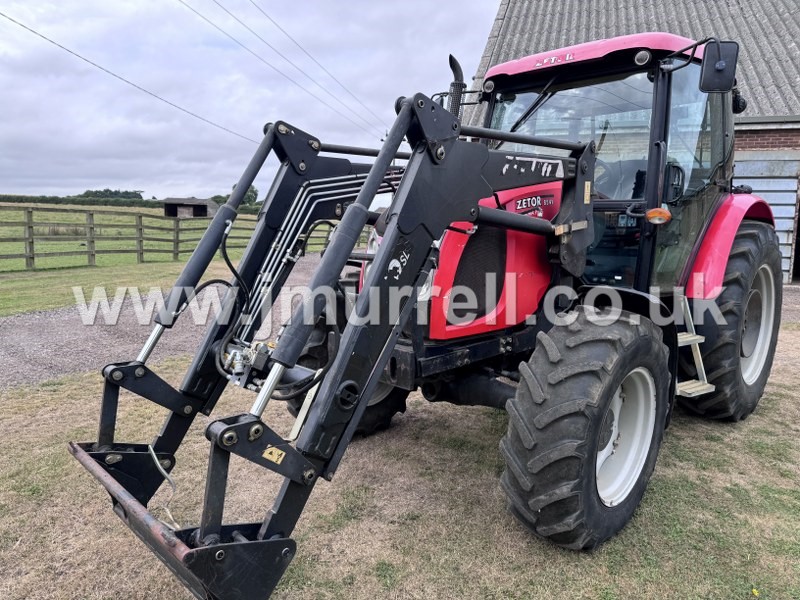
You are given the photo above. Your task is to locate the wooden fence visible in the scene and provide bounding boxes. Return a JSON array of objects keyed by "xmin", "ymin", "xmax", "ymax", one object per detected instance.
[{"xmin": 0, "ymin": 205, "xmax": 334, "ymax": 271}]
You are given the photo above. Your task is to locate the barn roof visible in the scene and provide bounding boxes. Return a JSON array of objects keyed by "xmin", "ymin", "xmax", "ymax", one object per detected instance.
[{"xmin": 472, "ymin": 0, "xmax": 800, "ymax": 122}]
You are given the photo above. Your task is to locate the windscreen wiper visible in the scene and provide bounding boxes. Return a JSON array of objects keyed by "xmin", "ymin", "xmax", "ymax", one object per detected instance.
[{"xmin": 497, "ymin": 75, "xmax": 558, "ymax": 148}]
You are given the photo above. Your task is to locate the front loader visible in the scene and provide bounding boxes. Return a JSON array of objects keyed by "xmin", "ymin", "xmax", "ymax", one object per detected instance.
[{"xmin": 70, "ymin": 33, "xmax": 782, "ymax": 598}]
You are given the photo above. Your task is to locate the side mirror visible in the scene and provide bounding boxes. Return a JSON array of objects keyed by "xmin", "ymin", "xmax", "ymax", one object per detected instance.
[
  {"xmin": 699, "ymin": 40, "xmax": 739, "ymax": 92},
  {"xmin": 664, "ymin": 162, "xmax": 685, "ymax": 203}
]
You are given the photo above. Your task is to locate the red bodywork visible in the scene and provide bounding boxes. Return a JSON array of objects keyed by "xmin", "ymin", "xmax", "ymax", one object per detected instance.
[
  {"xmin": 428, "ymin": 183, "xmax": 562, "ymax": 340},
  {"xmin": 485, "ymin": 32, "xmax": 701, "ymax": 79},
  {"xmin": 686, "ymin": 194, "xmax": 774, "ymax": 299}
]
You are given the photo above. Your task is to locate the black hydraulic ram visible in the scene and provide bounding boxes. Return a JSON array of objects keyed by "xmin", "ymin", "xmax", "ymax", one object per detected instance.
[
  {"xmin": 156, "ymin": 128, "xmax": 276, "ymax": 330},
  {"xmin": 253, "ymin": 102, "xmax": 415, "ymax": 412},
  {"xmin": 475, "ymin": 205, "xmax": 555, "ymax": 236},
  {"xmin": 132, "ymin": 127, "xmax": 277, "ymax": 368}
]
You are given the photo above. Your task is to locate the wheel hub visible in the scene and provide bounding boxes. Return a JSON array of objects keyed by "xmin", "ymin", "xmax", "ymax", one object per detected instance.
[
  {"xmin": 740, "ymin": 264, "xmax": 776, "ymax": 385},
  {"xmin": 741, "ymin": 288, "xmax": 762, "ymax": 358},
  {"xmin": 595, "ymin": 368, "xmax": 656, "ymax": 507},
  {"xmin": 598, "ymin": 409, "xmax": 615, "ymax": 450}
]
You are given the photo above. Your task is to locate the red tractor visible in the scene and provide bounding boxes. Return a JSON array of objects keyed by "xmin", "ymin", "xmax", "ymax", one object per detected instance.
[{"xmin": 70, "ymin": 32, "xmax": 782, "ymax": 598}]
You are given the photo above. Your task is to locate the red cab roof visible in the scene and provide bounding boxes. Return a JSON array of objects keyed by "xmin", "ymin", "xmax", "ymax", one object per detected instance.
[{"xmin": 485, "ymin": 32, "xmax": 700, "ymax": 79}]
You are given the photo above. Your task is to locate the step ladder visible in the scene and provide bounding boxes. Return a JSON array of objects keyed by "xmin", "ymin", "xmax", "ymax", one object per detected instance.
[{"xmin": 676, "ymin": 296, "xmax": 715, "ymax": 398}]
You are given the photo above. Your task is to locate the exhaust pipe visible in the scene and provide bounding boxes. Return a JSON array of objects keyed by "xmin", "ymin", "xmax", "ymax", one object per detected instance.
[{"xmin": 447, "ymin": 54, "xmax": 467, "ymax": 120}]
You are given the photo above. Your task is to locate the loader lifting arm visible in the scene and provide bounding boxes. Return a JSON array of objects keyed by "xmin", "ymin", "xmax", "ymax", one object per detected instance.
[{"xmin": 69, "ymin": 93, "xmax": 595, "ymax": 600}]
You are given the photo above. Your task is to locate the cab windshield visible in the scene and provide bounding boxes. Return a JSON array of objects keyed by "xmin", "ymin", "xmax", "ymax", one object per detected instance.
[{"xmin": 490, "ymin": 70, "xmax": 654, "ymax": 201}]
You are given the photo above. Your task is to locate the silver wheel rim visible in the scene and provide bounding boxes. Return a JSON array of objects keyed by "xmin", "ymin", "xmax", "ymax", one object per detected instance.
[
  {"xmin": 369, "ymin": 382, "xmax": 393, "ymax": 406},
  {"xmin": 741, "ymin": 264, "xmax": 775, "ymax": 385},
  {"xmin": 596, "ymin": 367, "xmax": 657, "ymax": 507}
]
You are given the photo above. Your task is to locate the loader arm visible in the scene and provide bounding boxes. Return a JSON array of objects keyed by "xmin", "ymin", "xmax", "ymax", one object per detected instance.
[{"xmin": 70, "ymin": 93, "xmax": 595, "ymax": 600}]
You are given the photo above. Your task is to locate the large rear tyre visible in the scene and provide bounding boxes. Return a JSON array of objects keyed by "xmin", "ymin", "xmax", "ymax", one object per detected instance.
[
  {"xmin": 501, "ymin": 308, "xmax": 670, "ymax": 550},
  {"xmin": 679, "ymin": 221, "xmax": 782, "ymax": 421}
]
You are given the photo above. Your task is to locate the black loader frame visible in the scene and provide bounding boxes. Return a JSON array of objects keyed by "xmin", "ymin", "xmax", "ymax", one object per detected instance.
[{"xmin": 69, "ymin": 93, "xmax": 597, "ymax": 599}]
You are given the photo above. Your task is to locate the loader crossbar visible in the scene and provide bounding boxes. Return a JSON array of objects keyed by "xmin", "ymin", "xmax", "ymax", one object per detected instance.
[{"xmin": 70, "ymin": 93, "xmax": 596, "ymax": 600}]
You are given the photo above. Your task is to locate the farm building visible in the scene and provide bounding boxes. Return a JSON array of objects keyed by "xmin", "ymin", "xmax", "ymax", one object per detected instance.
[
  {"xmin": 162, "ymin": 197, "xmax": 218, "ymax": 218},
  {"xmin": 469, "ymin": 0, "xmax": 800, "ymax": 282}
]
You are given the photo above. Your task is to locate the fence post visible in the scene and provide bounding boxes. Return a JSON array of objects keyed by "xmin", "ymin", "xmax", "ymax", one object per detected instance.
[
  {"xmin": 24, "ymin": 208, "xmax": 35, "ymax": 269},
  {"xmin": 135, "ymin": 215, "xmax": 144, "ymax": 263},
  {"xmin": 172, "ymin": 218, "xmax": 180, "ymax": 261},
  {"xmin": 86, "ymin": 212, "xmax": 96, "ymax": 266}
]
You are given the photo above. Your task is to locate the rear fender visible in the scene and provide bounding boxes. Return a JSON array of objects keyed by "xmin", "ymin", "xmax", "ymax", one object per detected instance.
[
  {"xmin": 580, "ymin": 286, "xmax": 678, "ymax": 426},
  {"xmin": 685, "ymin": 194, "xmax": 774, "ymax": 299}
]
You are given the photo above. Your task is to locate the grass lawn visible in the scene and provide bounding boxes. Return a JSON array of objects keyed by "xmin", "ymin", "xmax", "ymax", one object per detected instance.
[
  {"xmin": 1, "ymin": 327, "xmax": 798, "ymax": 599},
  {"xmin": 0, "ymin": 259, "xmax": 243, "ymax": 317},
  {"xmin": 0, "ymin": 202, "xmax": 260, "ymax": 316}
]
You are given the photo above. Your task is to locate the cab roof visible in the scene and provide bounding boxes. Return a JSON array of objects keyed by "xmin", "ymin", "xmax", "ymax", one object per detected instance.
[{"xmin": 485, "ymin": 32, "xmax": 700, "ymax": 80}]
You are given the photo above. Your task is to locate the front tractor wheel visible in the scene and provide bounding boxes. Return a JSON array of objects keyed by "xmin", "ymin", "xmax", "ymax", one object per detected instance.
[
  {"xmin": 287, "ymin": 382, "xmax": 408, "ymax": 437},
  {"xmin": 500, "ymin": 308, "xmax": 669, "ymax": 550}
]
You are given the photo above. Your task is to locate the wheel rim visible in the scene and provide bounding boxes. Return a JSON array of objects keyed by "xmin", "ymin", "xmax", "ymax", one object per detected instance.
[
  {"xmin": 740, "ymin": 264, "xmax": 775, "ymax": 385},
  {"xmin": 596, "ymin": 367, "xmax": 657, "ymax": 507},
  {"xmin": 369, "ymin": 382, "xmax": 393, "ymax": 406}
]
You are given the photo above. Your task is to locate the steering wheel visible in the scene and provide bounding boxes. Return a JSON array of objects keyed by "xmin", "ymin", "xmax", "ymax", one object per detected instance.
[{"xmin": 593, "ymin": 158, "xmax": 623, "ymax": 200}]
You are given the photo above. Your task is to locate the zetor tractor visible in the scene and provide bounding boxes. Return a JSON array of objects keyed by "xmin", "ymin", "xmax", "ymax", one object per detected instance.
[{"xmin": 70, "ymin": 33, "xmax": 782, "ymax": 598}]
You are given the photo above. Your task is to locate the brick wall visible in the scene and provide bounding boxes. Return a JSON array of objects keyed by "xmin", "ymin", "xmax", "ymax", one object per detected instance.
[{"xmin": 735, "ymin": 128, "xmax": 800, "ymax": 151}]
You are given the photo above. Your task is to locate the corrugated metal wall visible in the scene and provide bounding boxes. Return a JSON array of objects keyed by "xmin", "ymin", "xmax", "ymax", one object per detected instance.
[{"xmin": 733, "ymin": 154, "xmax": 799, "ymax": 283}]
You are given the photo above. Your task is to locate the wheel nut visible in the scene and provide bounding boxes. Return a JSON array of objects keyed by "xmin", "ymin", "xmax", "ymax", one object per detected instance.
[{"xmin": 222, "ymin": 431, "xmax": 238, "ymax": 446}]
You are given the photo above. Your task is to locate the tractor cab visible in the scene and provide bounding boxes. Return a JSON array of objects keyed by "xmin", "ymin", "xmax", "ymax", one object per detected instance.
[{"xmin": 481, "ymin": 33, "xmax": 741, "ymax": 293}]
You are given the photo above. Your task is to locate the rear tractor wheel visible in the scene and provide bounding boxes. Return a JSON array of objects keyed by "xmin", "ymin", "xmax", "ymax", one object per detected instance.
[
  {"xmin": 680, "ymin": 220, "xmax": 782, "ymax": 420},
  {"xmin": 500, "ymin": 308, "xmax": 670, "ymax": 549}
]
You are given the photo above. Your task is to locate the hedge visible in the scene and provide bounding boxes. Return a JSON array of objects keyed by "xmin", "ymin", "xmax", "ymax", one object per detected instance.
[{"xmin": 0, "ymin": 195, "xmax": 260, "ymax": 214}]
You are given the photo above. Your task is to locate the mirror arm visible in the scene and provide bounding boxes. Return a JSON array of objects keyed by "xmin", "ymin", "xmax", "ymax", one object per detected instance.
[{"xmin": 660, "ymin": 37, "xmax": 713, "ymax": 73}]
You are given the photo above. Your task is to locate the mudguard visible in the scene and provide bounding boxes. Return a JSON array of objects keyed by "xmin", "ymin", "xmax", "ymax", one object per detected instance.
[{"xmin": 685, "ymin": 193, "xmax": 774, "ymax": 299}]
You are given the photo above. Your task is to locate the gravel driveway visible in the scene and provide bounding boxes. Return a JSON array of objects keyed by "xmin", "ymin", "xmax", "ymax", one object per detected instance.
[
  {"xmin": 0, "ymin": 255, "xmax": 321, "ymax": 391},
  {"xmin": 1, "ymin": 262, "xmax": 798, "ymax": 391}
]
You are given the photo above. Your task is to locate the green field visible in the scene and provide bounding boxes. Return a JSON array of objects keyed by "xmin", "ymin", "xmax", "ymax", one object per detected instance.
[{"xmin": 0, "ymin": 203, "xmax": 256, "ymax": 272}]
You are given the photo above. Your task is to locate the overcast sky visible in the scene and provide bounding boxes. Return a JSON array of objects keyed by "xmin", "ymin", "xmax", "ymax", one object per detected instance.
[{"xmin": 0, "ymin": 1, "xmax": 498, "ymax": 199}]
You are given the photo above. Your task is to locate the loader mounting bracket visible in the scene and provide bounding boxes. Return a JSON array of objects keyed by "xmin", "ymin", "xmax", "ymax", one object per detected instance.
[
  {"xmin": 407, "ymin": 92, "xmax": 461, "ymax": 164},
  {"xmin": 271, "ymin": 120, "xmax": 320, "ymax": 176}
]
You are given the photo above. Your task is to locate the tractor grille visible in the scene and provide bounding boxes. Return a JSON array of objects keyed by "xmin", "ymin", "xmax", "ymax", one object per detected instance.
[{"xmin": 451, "ymin": 226, "xmax": 506, "ymax": 321}]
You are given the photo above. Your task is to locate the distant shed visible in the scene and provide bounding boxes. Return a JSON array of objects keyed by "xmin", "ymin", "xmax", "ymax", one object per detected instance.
[{"xmin": 162, "ymin": 197, "xmax": 218, "ymax": 218}]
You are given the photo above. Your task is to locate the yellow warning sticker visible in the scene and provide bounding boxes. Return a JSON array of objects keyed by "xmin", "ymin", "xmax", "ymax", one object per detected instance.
[
  {"xmin": 584, "ymin": 181, "xmax": 592, "ymax": 204},
  {"xmin": 263, "ymin": 446, "xmax": 286, "ymax": 465}
]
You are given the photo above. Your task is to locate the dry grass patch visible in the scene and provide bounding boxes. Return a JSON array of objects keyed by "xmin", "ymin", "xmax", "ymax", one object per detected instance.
[{"xmin": 1, "ymin": 330, "xmax": 799, "ymax": 599}]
